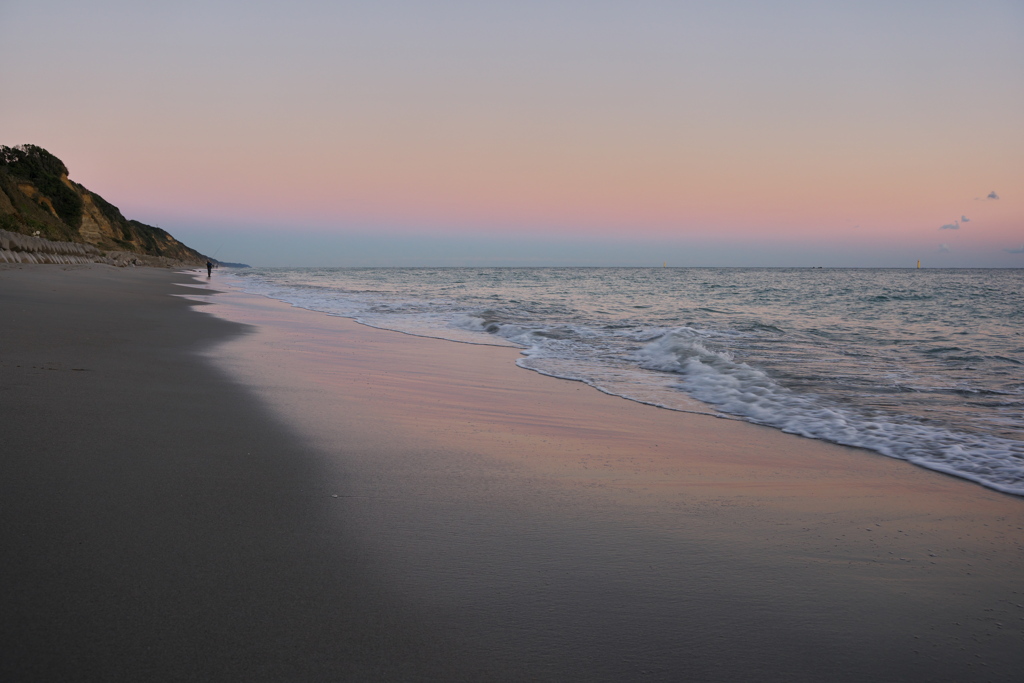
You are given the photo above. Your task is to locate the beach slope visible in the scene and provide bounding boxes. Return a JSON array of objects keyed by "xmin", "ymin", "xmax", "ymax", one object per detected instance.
[
  {"xmin": 0, "ymin": 264, "xmax": 449, "ymax": 681},
  {"xmin": 2, "ymin": 264, "xmax": 1022, "ymax": 682}
]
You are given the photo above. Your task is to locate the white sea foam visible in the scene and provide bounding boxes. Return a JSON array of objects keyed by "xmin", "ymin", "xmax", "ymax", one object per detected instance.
[{"xmin": 634, "ymin": 328, "xmax": 1024, "ymax": 495}]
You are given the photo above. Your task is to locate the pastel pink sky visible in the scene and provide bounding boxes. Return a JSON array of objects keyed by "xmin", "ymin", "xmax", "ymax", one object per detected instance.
[{"xmin": 2, "ymin": 1, "xmax": 1021, "ymax": 266}]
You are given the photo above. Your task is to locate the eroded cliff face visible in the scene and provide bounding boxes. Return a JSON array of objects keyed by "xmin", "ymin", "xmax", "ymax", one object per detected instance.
[
  {"xmin": 77, "ymin": 191, "xmax": 119, "ymax": 244},
  {"xmin": 0, "ymin": 145, "xmax": 207, "ymax": 267},
  {"xmin": 16, "ymin": 182, "xmax": 60, "ymax": 219}
]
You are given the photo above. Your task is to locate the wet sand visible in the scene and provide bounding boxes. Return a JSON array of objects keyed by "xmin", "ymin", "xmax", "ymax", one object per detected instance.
[{"xmin": 2, "ymin": 264, "xmax": 1022, "ymax": 681}]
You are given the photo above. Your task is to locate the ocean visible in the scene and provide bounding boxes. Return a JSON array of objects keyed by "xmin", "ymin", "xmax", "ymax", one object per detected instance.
[{"xmin": 223, "ymin": 267, "xmax": 1024, "ymax": 496}]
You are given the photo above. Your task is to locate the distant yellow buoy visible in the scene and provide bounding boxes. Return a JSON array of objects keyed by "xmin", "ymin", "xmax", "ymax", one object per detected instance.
[{"xmin": 917, "ymin": 260, "xmax": 921, "ymax": 269}]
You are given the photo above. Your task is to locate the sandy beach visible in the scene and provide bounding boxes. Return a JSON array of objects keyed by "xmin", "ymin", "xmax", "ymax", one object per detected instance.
[{"xmin": 2, "ymin": 264, "xmax": 1022, "ymax": 681}]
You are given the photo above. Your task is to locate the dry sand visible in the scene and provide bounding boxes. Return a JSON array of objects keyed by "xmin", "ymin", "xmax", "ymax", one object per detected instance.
[{"xmin": 2, "ymin": 264, "xmax": 1022, "ymax": 681}]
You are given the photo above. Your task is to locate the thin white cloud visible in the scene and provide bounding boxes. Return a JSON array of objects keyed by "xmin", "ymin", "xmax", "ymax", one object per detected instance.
[
  {"xmin": 939, "ymin": 220, "xmax": 960, "ymax": 230},
  {"xmin": 938, "ymin": 243, "xmax": 952, "ymax": 253}
]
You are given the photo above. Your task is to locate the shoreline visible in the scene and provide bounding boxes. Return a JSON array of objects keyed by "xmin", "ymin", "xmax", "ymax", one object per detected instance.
[
  {"xmin": 3, "ymin": 264, "xmax": 1022, "ymax": 681},
  {"xmin": 219, "ymin": 266, "xmax": 1024, "ymax": 498},
  {"xmin": 200, "ymin": 273, "xmax": 1024, "ymax": 680}
]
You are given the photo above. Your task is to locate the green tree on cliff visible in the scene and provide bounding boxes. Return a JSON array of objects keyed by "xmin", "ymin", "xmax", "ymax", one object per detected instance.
[{"xmin": 0, "ymin": 144, "xmax": 84, "ymax": 229}]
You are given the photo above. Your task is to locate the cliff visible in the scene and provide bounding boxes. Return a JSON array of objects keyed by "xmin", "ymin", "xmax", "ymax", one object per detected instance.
[{"xmin": 0, "ymin": 145, "xmax": 207, "ymax": 267}]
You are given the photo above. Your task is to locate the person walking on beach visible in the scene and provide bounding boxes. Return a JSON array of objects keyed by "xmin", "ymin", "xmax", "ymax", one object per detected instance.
[{"xmin": 206, "ymin": 260, "xmax": 213, "ymax": 277}]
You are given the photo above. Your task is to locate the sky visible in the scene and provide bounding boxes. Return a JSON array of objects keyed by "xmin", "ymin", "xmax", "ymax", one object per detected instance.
[{"xmin": 1, "ymin": 0, "xmax": 1022, "ymax": 267}]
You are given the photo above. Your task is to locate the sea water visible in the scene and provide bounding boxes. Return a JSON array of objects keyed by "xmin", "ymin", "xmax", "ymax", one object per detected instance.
[{"xmin": 223, "ymin": 267, "xmax": 1024, "ymax": 496}]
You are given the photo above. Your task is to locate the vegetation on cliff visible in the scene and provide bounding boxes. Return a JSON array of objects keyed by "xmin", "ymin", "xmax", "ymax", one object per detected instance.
[{"xmin": 0, "ymin": 144, "xmax": 206, "ymax": 264}]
